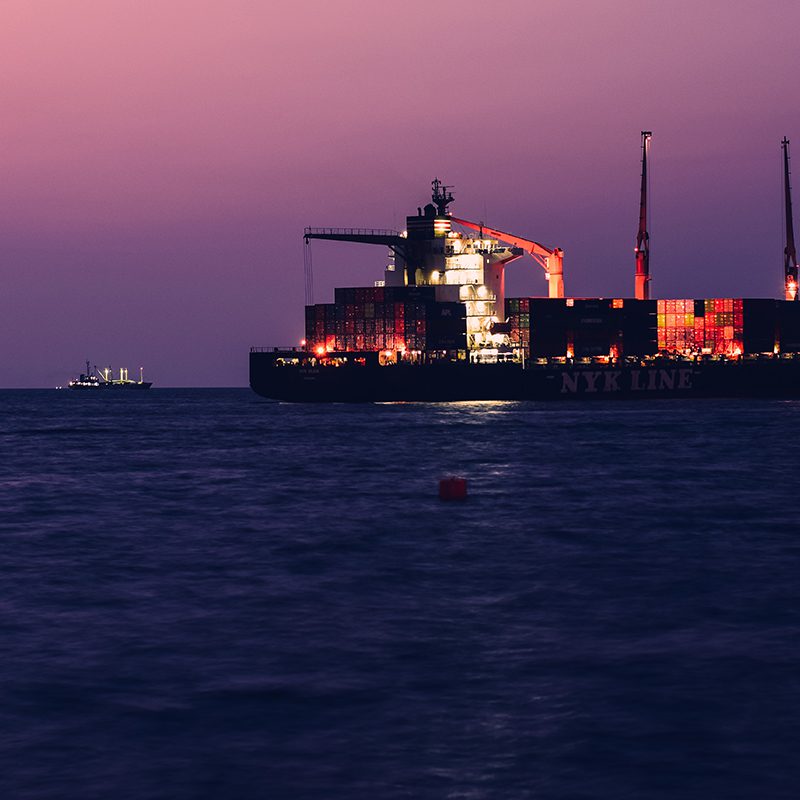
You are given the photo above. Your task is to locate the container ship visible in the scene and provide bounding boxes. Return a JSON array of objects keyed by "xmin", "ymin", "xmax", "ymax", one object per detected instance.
[
  {"xmin": 250, "ymin": 135, "xmax": 800, "ymax": 401},
  {"xmin": 67, "ymin": 362, "xmax": 152, "ymax": 390}
]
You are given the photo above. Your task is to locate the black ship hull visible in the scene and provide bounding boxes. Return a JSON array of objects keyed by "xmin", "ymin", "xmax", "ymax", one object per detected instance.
[{"xmin": 250, "ymin": 351, "xmax": 800, "ymax": 402}]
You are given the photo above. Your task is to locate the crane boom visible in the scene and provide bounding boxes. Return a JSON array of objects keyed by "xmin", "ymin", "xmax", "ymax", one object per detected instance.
[
  {"xmin": 450, "ymin": 216, "xmax": 565, "ymax": 298},
  {"xmin": 303, "ymin": 227, "xmax": 413, "ymax": 284},
  {"xmin": 635, "ymin": 131, "xmax": 652, "ymax": 300},
  {"xmin": 783, "ymin": 138, "xmax": 798, "ymax": 301}
]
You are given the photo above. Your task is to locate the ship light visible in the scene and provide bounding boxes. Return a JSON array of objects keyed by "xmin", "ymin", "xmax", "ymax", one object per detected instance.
[
  {"xmin": 315, "ymin": 345, "xmax": 326, "ymax": 356},
  {"xmin": 300, "ymin": 339, "xmax": 307, "ymax": 347}
]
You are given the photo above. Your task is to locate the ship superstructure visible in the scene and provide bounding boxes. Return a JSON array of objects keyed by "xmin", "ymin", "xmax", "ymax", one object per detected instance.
[{"xmin": 304, "ymin": 178, "xmax": 563, "ymax": 359}]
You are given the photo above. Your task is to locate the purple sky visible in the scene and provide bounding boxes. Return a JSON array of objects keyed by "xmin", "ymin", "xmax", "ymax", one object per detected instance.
[{"xmin": 3, "ymin": 0, "xmax": 800, "ymax": 386}]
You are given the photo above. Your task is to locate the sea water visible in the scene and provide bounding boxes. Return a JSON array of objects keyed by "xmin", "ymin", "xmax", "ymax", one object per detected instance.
[{"xmin": 2, "ymin": 389, "xmax": 798, "ymax": 799}]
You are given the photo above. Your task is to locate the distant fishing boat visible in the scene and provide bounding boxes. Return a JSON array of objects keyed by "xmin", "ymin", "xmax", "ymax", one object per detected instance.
[{"xmin": 67, "ymin": 361, "xmax": 152, "ymax": 390}]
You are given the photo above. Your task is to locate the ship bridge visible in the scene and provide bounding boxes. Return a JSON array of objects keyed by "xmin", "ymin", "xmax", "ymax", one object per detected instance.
[{"xmin": 302, "ymin": 179, "xmax": 537, "ymax": 351}]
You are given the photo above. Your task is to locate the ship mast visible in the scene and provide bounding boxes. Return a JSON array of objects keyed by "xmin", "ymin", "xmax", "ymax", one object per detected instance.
[
  {"xmin": 783, "ymin": 137, "xmax": 798, "ymax": 301},
  {"xmin": 431, "ymin": 178, "xmax": 454, "ymax": 216},
  {"xmin": 635, "ymin": 131, "xmax": 652, "ymax": 300}
]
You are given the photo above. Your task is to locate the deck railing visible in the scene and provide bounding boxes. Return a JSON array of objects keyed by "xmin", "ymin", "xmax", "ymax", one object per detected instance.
[
  {"xmin": 250, "ymin": 346, "xmax": 305, "ymax": 353},
  {"xmin": 304, "ymin": 227, "xmax": 400, "ymax": 237}
]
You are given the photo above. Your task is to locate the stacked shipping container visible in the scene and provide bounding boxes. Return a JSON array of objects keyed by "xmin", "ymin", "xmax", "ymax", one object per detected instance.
[
  {"xmin": 506, "ymin": 297, "xmax": 800, "ymax": 358},
  {"xmin": 308, "ymin": 292, "xmax": 800, "ymax": 359},
  {"xmin": 305, "ymin": 286, "xmax": 465, "ymax": 353},
  {"xmin": 506, "ymin": 298, "xmax": 657, "ymax": 358},
  {"xmin": 505, "ymin": 298, "xmax": 531, "ymax": 350},
  {"xmin": 656, "ymin": 299, "xmax": 744, "ymax": 354}
]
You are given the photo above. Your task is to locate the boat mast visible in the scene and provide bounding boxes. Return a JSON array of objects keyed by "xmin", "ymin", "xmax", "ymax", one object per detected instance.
[
  {"xmin": 431, "ymin": 178, "xmax": 454, "ymax": 216},
  {"xmin": 635, "ymin": 131, "xmax": 652, "ymax": 300},
  {"xmin": 783, "ymin": 137, "xmax": 798, "ymax": 301}
]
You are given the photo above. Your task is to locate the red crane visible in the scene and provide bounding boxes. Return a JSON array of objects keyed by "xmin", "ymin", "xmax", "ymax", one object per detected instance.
[
  {"xmin": 783, "ymin": 137, "xmax": 798, "ymax": 301},
  {"xmin": 635, "ymin": 131, "xmax": 652, "ymax": 300},
  {"xmin": 450, "ymin": 217, "xmax": 565, "ymax": 298}
]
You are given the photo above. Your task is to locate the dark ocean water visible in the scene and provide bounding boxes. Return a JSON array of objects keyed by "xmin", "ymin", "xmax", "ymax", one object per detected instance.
[{"xmin": 1, "ymin": 389, "xmax": 799, "ymax": 799}]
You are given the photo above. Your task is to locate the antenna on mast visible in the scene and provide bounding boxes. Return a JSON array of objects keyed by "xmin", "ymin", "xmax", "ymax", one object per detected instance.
[
  {"xmin": 634, "ymin": 131, "xmax": 652, "ymax": 300},
  {"xmin": 782, "ymin": 137, "xmax": 798, "ymax": 301},
  {"xmin": 431, "ymin": 178, "xmax": 454, "ymax": 216}
]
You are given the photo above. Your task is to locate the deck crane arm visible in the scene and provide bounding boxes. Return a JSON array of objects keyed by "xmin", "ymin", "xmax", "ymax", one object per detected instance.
[
  {"xmin": 782, "ymin": 138, "xmax": 798, "ymax": 301},
  {"xmin": 635, "ymin": 131, "xmax": 652, "ymax": 300},
  {"xmin": 303, "ymin": 227, "xmax": 413, "ymax": 284},
  {"xmin": 303, "ymin": 228, "xmax": 407, "ymax": 261},
  {"xmin": 450, "ymin": 216, "xmax": 565, "ymax": 298}
]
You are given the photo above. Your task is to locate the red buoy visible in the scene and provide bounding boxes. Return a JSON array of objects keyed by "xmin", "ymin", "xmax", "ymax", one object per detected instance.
[{"xmin": 439, "ymin": 476, "xmax": 467, "ymax": 501}]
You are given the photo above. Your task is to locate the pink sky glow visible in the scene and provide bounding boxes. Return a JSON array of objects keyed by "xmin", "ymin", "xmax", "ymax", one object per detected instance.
[{"xmin": 2, "ymin": 0, "xmax": 799, "ymax": 386}]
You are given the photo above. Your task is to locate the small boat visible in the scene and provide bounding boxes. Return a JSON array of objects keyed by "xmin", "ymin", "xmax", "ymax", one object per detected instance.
[{"xmin": 67, "ymin": 361, "xmax": 152, "ymax": 390}]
